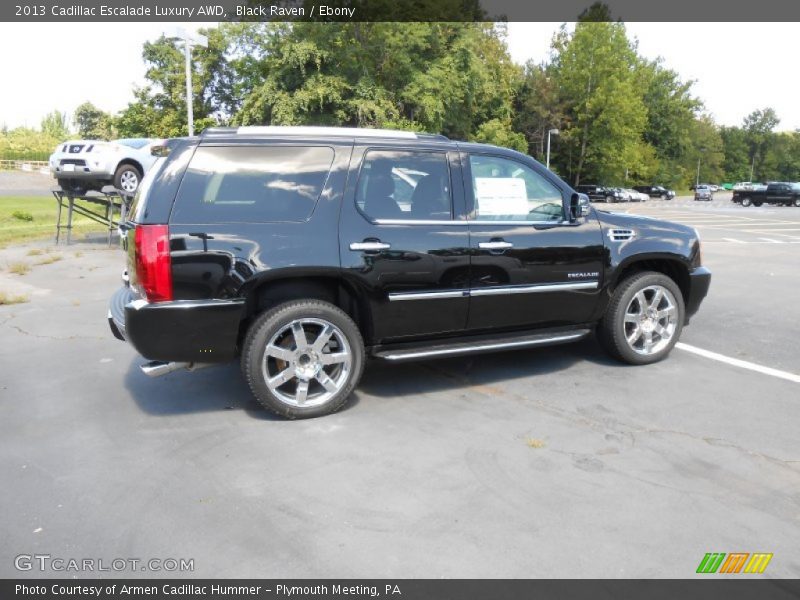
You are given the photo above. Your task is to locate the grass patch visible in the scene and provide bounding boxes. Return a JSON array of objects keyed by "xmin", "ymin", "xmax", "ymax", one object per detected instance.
[
  {"xmin": 26, "ymin": 248, "xmax": 43, "ymax": 256},
  {"xmin": 35, "ymin": 254, "xmax": 62, "ymax": 265},
  {"xmin": 0, "ymin": 291, "xmax": 30, "ymax": 305},
  {"xmin": 12, "ymin": 210, "xmax": 34, "ymax": 222},
  {"xmin": 0, "ymin": 196, "xmax": 106, "ymax": 248},
  {"xmin": 8, "ymin": 262, "xmax": 31, "ymax": 275}
]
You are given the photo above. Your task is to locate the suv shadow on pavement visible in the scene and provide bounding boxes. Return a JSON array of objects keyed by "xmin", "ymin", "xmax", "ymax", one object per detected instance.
[{"xmin": 122, "ymin": 337, "xmax": 624, "ymax": 418}]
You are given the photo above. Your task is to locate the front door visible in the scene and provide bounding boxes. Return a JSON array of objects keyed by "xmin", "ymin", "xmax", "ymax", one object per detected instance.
[
  {"xmin": 463, "ymin": 152, "xmax": 605, "ymax": 331},
  {"xmin": 339, "ymin": 145, "xmax": 471, "ymax": 343}
]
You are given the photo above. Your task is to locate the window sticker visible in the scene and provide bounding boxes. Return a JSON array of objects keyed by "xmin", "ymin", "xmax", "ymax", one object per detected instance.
[{"xmin": 475, "ymin": 177, "xmax": 528, "ymax": 216}]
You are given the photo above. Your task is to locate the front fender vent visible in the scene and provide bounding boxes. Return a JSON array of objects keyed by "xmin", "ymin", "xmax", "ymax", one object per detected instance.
[{"xmin": 607, "ymin": 228, "xmax": 636, "ymax": 242}]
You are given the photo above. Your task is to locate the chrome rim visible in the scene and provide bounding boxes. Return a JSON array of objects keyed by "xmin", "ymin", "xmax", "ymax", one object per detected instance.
[
  {"xmin": 623, "ymin": 285, "xmax": 678, "ymax": 355},
  {"xmin": 119, "ymin": 170, "xmax": 139, "ymax": 192},
  {"xmin": 261, "ymin": 318, "xmax": 352, "ymax": 408}
]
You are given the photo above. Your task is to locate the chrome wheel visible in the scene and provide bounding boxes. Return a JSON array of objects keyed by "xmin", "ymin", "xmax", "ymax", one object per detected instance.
[
  {"xmin": 261, "ymin": 318, "xmax": 352, "ymax": 408},
  {"xmin": 119, "ymin": 170, "xmax": 139, "ymax": 193},
  {"xmin": 623, "ymin": 285, "xmax": 678, "ymax": 356}
]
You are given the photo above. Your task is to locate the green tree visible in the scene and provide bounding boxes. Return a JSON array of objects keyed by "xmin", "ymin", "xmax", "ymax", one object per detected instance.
[
  {"xmin": 227, "ymin": 22, "xmax": 523, "ymax": 143},
  {"xmin": 513, "ymin": 61, "xmax": 566, "ymax": 161},
  {"xmin": 743, "ymin": 108, "xmax": 779, "ymax": 181},
  {"xmin": 549, "ymin": 20, "xmax": 647, "ymax": 185},
  {"xmin": 73, "ymin": 102, "xmax": 115, "ymax": 139},
  {"xmin": 719, "ymin": 126, "xmax": 750, "ymax": 182},
  {"xmin": 40, "ymin": 110, "xmax": 69, "ymax": 139},
  {"xmin": 116, "ymin": 27, "xmax": 231, "ymax": 137}
]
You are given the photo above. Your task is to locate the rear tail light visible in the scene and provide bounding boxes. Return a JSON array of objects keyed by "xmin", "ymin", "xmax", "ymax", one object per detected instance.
[{"xmin": 134, "ymin": 224, "xmax": 172, "ymax": 302}]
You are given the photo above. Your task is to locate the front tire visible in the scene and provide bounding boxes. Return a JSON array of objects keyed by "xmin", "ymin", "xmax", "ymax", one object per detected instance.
[
  {"xmin": 793, "ymin": 197, "xmax": 800, "ymax": 207},
  {"xmin": 113, "ymin": 164, "xmax": 142, "ymax": 195},
  {"xmin": 241, "ymin": 300, "xmax": 365, "ymax": 419},
  {"xmin": 598, "ymin": 271, "xmax": 685, "ymax": 365},
  {"xmin": 605, "ymin": 195, "xmax": 613, "ymax": 203}
]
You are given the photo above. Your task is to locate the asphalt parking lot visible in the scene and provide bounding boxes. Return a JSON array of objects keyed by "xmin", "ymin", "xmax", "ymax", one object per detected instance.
[{"xmin": 1, "ymin": 195, "xmax": 798, "ymax": 578}]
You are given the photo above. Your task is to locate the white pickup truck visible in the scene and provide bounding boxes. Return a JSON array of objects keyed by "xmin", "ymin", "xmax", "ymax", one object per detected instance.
[{"xmin": 49, "ymin": 138, "xmax": 159, "ymax": 195}]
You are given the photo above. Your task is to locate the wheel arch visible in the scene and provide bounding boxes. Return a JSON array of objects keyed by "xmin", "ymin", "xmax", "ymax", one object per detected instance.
[
  {"xmin": 115, "ymin": 158, "xmax": 144, "ymax": 176},
  {"xmin": 237, "ymin": 273, "xmax": 373, "ymax": 348},
  {"xmin": 609, "ymin": 255, "xmax": 691, "ymax": 308}
]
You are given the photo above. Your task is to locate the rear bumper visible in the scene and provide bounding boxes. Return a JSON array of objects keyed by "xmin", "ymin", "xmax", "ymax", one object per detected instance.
[
  {"xmin": 108, "ymin": 286, "xmax": 246, "ymax": 363},
  {"xmin": 685, "ymin": 266, "xmax": 711, "ymax": 322}
]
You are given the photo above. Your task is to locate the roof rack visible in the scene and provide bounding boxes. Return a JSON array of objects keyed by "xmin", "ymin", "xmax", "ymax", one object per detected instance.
[{"xmin": 202, "ymin": 126, "xmax": 448, "ymax": 141}]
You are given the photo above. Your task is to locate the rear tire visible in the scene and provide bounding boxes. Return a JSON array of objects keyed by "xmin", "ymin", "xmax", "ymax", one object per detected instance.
[
  {"xmin": 741, "ymin": 197, "xmax": 752, "ymax": 207},
  {"xmin": 241, "ymin": 299, "xmax": 365, "ymax": 419},
  {"xmin": 605, "ymin": 195, "xmax": 613, "ymax": 203},
  {"xmin": 753, "ymin": 201, "xmax": 763, "ymax": 207},
  {"xmin": 598, "ymin": 271, "xmax": 685, "ymax": 366}
]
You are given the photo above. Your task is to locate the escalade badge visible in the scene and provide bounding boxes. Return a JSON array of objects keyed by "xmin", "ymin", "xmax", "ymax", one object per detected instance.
[{"xmin": 568, "ymin": 272, "xmax": 599, "ymax": 278}]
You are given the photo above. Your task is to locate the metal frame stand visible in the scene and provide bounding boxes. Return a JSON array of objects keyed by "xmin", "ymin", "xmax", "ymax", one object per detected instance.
[{"xmin": 52, "ymin": 188, "xmax": 132, "ymax": 246}]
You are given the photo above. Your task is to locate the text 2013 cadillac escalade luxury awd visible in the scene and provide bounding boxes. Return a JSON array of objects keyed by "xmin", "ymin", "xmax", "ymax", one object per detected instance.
[{"xmin": 108, "ymin": 126, "xmax": 711, "ymax": 418}]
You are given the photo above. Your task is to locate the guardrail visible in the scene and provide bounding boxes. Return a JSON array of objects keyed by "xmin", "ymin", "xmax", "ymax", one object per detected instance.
[{"xmin": 0, "ymin": 159, "xmax": 50, "ymax": 173}]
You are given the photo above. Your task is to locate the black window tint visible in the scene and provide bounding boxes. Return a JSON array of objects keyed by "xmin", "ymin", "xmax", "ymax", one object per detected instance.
[
  {"xmin": 356, "ymin": 150, "xmax": 452, "ymax": 221},
  {"xmin": 171, "ymin": 145, "xmax": 334, "ymax": 223},
  {"xmin": 468, "ymin": 154, "xmax": 563, "ymax": 222}
]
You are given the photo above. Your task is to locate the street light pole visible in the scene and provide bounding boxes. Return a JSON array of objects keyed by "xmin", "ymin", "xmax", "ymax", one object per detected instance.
[
  {"xmin": 164, "ymin": 27, "xmax": 208, "ymax": 137},
  {"xmin": 546, "ymin": 128, "xmax": 559, "ymax": 170},
  {"xmin": 696, "ymin": 155, "xmax": 701, "ymax": 188},
  {"xmin": 696, "ymin": 147, "xmax": 706, "ymax": 188},
  {"xmin": 183, "ymin": 41, "xmax": 194, "ymax": 136}
]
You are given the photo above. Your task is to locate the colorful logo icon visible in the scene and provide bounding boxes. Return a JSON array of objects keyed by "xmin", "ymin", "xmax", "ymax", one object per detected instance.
[{"xmin": 696, "ymin": 553, "xmax": 773, "ymax": 574}]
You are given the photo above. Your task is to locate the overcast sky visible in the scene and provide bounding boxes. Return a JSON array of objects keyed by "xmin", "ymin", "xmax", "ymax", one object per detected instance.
[{"xmin": 1, "ymin": 22, "xmax": 798, "ymax": 132}]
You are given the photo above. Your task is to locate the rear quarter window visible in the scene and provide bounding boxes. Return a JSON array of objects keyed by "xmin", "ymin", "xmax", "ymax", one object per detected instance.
[{"xmin": 170, "ymin": 145, "xmax": 334, "ymax": 224}]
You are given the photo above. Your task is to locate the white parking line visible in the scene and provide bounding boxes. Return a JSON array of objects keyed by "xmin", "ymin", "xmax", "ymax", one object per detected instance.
[
  {"xmin": 722, "ymin": 237, "xmax": 746, "ymax": 243},
  {"xmin": 676, "ymin": 343, "xmax": 800, "ymax": 384}
]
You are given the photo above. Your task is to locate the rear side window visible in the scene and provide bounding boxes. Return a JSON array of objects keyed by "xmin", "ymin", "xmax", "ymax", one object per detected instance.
[{"xmin": 171, "ymin": 145, "xmax": 334, "ymax": 223}]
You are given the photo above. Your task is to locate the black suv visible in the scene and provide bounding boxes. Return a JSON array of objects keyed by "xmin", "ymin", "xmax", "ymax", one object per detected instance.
[
  {"xmin": 108, "ymin": 127, "xmax": 711, "ymax": 418},
  {"xmin": 575, "ymin": 184, "xmax": 624, "ymax": 203},
  {"xmin": 633, "ymin": 185, "xmax": 676, "ymax": 200}
]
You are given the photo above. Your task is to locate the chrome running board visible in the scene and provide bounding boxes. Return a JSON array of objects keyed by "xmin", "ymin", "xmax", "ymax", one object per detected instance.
[{"xmin": 374, "ymin": 329, "xmax": 591, "ymax": 362}]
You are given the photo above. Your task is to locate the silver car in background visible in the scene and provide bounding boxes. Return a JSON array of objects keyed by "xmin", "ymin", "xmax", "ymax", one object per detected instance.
[{"xmin": 49, "ymin": 138, "xmax": 159, "ymax": 195}]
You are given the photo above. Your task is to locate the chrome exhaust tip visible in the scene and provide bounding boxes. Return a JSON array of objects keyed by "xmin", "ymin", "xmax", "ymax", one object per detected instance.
[
  {"xmin": 140, "ymin": 361, "xmax": 191, "ymax": 378},
  {"xmin": 139, "ymin": 361, "xmax": 214, "ymax": 378}
]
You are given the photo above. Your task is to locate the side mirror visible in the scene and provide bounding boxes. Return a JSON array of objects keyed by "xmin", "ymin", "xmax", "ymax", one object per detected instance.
[{"xmin": 569, "ymin": 193, "xmax": 590, "ymax": 221}]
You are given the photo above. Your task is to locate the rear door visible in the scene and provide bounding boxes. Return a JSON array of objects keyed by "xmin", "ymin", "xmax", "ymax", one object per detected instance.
[
  {"xmin": 338, "ymin": 144, "xmax": 471, "ymax": 343},
  {"xmin": 463, "ymin": 151, "xmax": 605, "ymax": 332}
]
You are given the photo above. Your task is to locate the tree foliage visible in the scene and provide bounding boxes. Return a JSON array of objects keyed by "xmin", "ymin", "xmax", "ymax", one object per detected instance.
[{"xmin": 47, "ymin": 16, "xmax": 800, "ymax": 188}]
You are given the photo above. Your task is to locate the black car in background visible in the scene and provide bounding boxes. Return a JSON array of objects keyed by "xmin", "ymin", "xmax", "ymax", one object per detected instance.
[
  {"xmin": 633, "ymin": 185, "xmax": 676, "ymax": 200},
  {"xmin": 732, "ymin": 182, "xmax": 800, "ymax": 207},
  {"xmin": 108, "ymin": 126, "xmax": 710, "ymax": 418},
  {"xmin": 575, "ymin": 184, "xmax": 624, "ymax": 203}
]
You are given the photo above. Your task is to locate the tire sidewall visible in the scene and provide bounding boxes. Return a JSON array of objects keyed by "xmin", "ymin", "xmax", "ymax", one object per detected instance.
[
  {"xmin": 606, "ymin": 272, "xmax": 685, "ymax": 365},
  {"xmin": 741, "ymin": 197, "xmax": 751, "ymax": 207},
  {"xmin": 114, "ymin": 164, "xmax": 141, "ymax": 193},
  {"xmin": 242, "ymin": 300, "xmax": 365, "ymax": 419}
]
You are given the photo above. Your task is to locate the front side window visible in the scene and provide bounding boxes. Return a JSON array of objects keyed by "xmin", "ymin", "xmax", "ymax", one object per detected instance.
[
  {"xmin": 356, "ymin": 150, "xmax": 452, "ymax": 221},
  {"xmin": 171, "ymin": 145, "xmax": 334, "ymax": 224},
  {"xmin": 468, "ymin": 155, "xmax": 563, "ymax": 222}
]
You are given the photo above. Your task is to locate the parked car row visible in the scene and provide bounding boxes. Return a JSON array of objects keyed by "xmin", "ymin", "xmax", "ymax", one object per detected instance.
[{"xmin": 575, "ymin": 184, "xmax": 674, "ymax": 203}]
